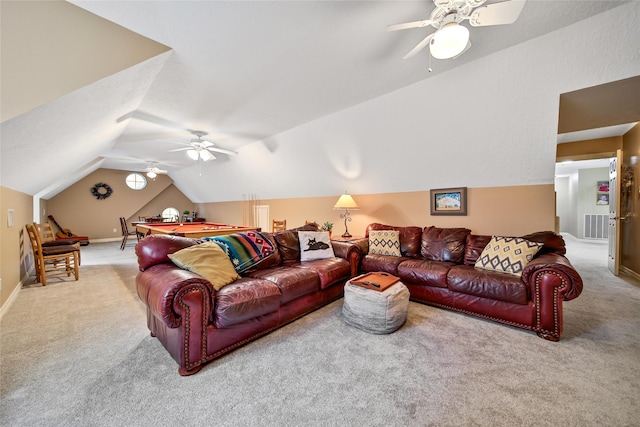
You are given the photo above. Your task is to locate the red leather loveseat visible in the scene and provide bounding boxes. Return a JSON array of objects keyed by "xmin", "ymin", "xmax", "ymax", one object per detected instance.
[
  {"xmin": 355, "ymin": 223, "xmax": 583, "ymax": 341},
  {"xmin": 135, "ymin": 225, "xmax": 360, "ymax": 375}
]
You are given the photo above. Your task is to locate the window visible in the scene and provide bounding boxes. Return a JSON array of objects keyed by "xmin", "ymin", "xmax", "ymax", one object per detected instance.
[
  {"xmin": 125, "ymin": 173, "xmax": 147, "ymax": 190},
  {"xmin": 162, "ymin": 207, "xmax": 180, "ymax": 222}
]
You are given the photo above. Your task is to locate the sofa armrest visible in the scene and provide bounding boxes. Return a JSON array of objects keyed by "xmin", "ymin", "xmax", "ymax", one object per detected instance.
[
  {"xmin": 521, "ymin": 253, "xmax": 583, "ymax": 301},
  {"xmin": 331, "ymin": 240, "xmax": 363, "ymax": 277},
  {"xmin": 136, "ymin": 263, "xmax": 215, "ymax": 328}
]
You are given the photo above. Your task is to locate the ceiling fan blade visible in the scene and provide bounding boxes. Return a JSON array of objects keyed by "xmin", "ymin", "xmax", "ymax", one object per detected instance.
[
  {"xmin": 168, "ymin": 147, "xmax": 191, "ymax": 152},
  {"xmin": 207, "ymin": 146, "xmax": 238, "ymax": 156},
  {"xmin": 403, "ymin": 33, "xmax": 434, "ymax": 59},
  {"xmin": 469, "ymin": 0, "xmax": 526, "ymax": 27},
  {"xmin": 387, "ymin": 19, "xmax": 432, "ymax": 31}
]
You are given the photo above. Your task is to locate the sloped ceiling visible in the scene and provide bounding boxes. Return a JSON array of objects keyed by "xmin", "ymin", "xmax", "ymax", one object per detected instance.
[{"xmin": 0, "ymin": 0, "xmax": 636, "ymax": 201}]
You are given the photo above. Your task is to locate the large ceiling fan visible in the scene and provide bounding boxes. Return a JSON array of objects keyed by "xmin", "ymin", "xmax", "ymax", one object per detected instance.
[
  {"xmin": 168, "ymin": 130, "xmax": 238, "ymax": 161},
  {"xmin": 389, "ymin": 0, "xmax": 526, "ymax": 60},
  {"xmin": 116, "ymin": 111, "xmax": 239, "ymax": 162}
]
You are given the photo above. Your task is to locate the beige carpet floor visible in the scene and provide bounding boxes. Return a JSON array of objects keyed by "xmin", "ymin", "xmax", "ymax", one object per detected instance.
[{"xmin": 1, "ymin": 235, "xmax": 639, "ymax": 426}]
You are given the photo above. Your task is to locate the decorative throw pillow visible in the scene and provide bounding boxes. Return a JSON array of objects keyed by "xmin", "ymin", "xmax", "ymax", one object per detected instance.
[
  {"xmin": 474, "ymin": 236, "xmax": 543, "ymax": 277},
  {"xmin": 368, "ymin": 230, "xmax": 401, "ymax": 257},
  {"xmin": 298, "ymin": 231, "xmax": 335, "ymax": 261},
  {"xmin": 205, "ymin": 231, "xmax": 275, "ymax": 274},
  {"xmin": 168, "ymin": 242, "xmax": 240, "ymax": 290}
]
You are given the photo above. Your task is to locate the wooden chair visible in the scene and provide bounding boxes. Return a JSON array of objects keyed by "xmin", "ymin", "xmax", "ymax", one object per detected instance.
[
  {"xmin": 272, "ymin": 219, "xmax": 287, "ymax": 232},
  {"xmin": 34, "ymin": 222, "xmax": 82, "ymax": 265},
  {"xmin": 26, "ymin": 223, "xmax": 79, "ymax": 286},
  {"xmin": 119, "ymin": 217, "xmax": 138, "ymax": 250}
]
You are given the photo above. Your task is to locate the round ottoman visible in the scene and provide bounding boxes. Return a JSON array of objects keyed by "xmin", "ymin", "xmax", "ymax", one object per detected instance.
[{"xmin": 342, "ymin": 280, "xmax": 410, "ymax": 334}]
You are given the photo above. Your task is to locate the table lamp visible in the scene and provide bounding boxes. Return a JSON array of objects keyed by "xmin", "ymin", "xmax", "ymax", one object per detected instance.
[{"xmin": 333, "ymin": 193, "xmax": 359, "ymax": 238}]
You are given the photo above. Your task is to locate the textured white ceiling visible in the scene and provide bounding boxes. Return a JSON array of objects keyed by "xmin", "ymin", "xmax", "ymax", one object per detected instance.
[{"xmin": 0, "ymin": 0, "xmax": 634, "ymax": 200}]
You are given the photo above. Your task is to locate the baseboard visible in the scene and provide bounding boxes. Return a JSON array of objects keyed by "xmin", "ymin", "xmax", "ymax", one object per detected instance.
[
  {"xmin": 90, "ymin": 237, "xmax": 122, "ymax": 243},
  {"xmin": 619, "ymin": 265, "xmax": 640, "ymax": 283},
  {"xmin": 0, "ymin": 267, "xmax": 33, "ymax": 322}
]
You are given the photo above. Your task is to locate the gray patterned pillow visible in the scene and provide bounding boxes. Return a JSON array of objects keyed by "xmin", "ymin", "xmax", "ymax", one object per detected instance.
[
  {"xmin": 369, "ymin": 230, "xmax": 401, "ymax": 257},
  {"xmin": 475, "ymin": 236, "xmax": 542, "ymax": 277}
]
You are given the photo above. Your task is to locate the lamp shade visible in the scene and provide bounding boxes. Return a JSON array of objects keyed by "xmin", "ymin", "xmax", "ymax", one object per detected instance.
[
  {"xmin": 146, "ymin": 171, "xmax": 157, "ymax": 179},
  {"xmin": 333, "ymin": 194, "xmax": 359, "ymax": 210},
  {"xmin": 199, "ymin": 149, "xmax": 214, "ymax": 161},
  {"xmin": 430, "ymin": 22, "xmax": 469, "ymax": 59},
  {"xmin": 187, "ymin": 149, "xmax": 200, "ymax": 160}
]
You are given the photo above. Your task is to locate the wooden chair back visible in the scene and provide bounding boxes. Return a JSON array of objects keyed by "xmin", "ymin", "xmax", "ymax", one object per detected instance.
[
  {"xmin": 120, "ymin": 217, "xmax": 137, "ymax": 250},
  {"xmin": 272, "ymin": 219, "xmax": 287, "ymax": 232},
  {"xmin": 26, "ymin": 223, "xmax": 79, "ymax": 286}
]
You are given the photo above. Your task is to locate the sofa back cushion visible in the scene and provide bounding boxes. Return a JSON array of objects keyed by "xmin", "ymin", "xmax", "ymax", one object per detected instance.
[
  {"xmin": 464, "ymin": 231, "xmax": 566, "ymax": 265},
  {"xmin": 135, "ymin": 234, "xmax": 201, "ymax": 271},
  {"xmin": 464, "ymin": 234, "xmax": 492, "ymax": 265},
  {"xmin": 520, "ymin": 231, "xmax": 566, "ymax": 256},
  {"xmin": 274, "ymin": 223, "xmax": 320, "ymax": 262},
  {"xmin": 420, "ymin": 226, "xmax": 470, "ymax": 263},
  {"xmin": 366, "ymin": 223, "xmax": 422, "ymax": 258}
]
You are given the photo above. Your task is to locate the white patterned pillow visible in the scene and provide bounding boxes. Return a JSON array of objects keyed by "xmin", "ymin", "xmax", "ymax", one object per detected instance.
[
  {"xmin": 369, "ymin": 230, "xmax": 401, "ymax": 257},
  {"xmin": 298, "ymin": 231, "xmax": 335, "ymax": 261},
  {"xmin": 474, "ymin": 236, "xmax": 543, "ymax": 277}
]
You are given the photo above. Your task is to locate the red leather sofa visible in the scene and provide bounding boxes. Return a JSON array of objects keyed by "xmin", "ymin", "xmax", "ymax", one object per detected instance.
[
  {"xmin": 354, "ymin": 223, "xmax": 583, "ymax": 341},
  {"xmin": 135, "ymin": 225, "xmax": 361, "ymax": 375}
]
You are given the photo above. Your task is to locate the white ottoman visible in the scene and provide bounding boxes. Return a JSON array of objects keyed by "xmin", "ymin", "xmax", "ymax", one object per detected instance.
[{"xmin": 342, "ymin": 280, "xmax": 410, "ymax": 334}]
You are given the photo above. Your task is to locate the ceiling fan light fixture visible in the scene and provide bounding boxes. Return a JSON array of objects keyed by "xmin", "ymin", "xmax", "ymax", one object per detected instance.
[
  {"xmin": 430, "ymin": 22, "xmax": 469, "ymax": 59},
  {"xmin": 199, "ymin": 150, "xmax": 214, "ymax": 161},
  {"xmin": 187, "ymin": 149, "xmax": 200, "ymax": 160},
  {"xmin": 146, "ymin": 171, "xmax": 157, "ymax": 179}
]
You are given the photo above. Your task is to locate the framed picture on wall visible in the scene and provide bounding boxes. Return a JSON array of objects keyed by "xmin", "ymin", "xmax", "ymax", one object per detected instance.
[
  {"xmin": 596, "ymin": 180, "xmax": 609, "ymax": 205},
  {"xmin": 430, "ymin": 187, "xmax": 467, "ymax": 216}
]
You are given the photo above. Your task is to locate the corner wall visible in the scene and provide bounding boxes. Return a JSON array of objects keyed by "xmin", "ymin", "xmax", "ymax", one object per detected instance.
[
  {"xmin": 45, "ymin": 169, "xmax": 193, "ymax": 240},
  {"xmin": 0, "ymin": 186, "xmax": 33, "ymax": 313}
]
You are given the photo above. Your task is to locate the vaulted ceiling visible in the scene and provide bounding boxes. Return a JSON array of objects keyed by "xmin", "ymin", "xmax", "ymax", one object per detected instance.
[{"xmin": 0, "ymin": 0, "xmax": 635, "ymax": 201}]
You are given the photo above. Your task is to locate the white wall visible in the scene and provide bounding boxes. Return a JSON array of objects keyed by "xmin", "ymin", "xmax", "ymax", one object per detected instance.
[
  {"xmin": 555, "ymin": 176, "xmax": 572, "ymax": 234},
  {"xmin": 577, "ymin": 168, "xmax": 610, "ymax": 238},
  {"xmin": 172, "ymin": 2, "xmax": 640, "ymax": 203}
]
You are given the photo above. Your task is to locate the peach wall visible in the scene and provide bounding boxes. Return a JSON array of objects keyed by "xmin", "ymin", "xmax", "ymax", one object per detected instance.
[
  {"xmin": 1, "ymin": 186, "xmax": 34, "ymax": 311},
  {"xmin": 46, "ymin": 169, "xmax": 193, "ymax": 240},
  {"xmin": 621, "ymin": 124, "xmax": 640, "ymax": 276},
  {"xmin": 197, "ymin": 184, "xmax": 556, "ymax": 237}
]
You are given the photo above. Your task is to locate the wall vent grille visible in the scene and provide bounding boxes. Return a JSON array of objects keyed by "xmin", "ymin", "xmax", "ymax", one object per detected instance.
[{"xmin": 584, "ymin": 214, "xmax": 609, "ymax": 239}]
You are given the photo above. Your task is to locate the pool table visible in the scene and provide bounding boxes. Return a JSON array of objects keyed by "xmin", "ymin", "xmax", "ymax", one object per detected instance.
[{"xmin": 136, "ymin": 222, "xmax": 259, "ymax": 238}]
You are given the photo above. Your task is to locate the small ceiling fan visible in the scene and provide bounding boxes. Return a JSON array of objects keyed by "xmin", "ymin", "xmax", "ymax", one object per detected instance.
[
  {"xmin": 168, "ymin": 130, "xmax": 238, "ymax": 161},
  {"xmin": 388, "ymin": 0, "xmax": 526, "ymax": 60},
  {"xmin": 143, "ymin": 163, "xmax": 168, "ymax": 179}
]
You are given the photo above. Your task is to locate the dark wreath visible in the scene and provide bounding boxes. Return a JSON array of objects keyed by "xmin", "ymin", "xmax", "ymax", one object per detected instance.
[{"xmin": 90, "ymin": 182, "xmax": 113, "ymax": 200}]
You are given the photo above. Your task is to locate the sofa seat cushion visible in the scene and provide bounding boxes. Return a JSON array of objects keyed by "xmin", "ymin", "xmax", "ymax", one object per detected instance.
[
  {"xmin": 247, "ymin": 266, "xmax": 320, "ymax": 304},
  {"xmin": 214, "ymin": 278, "xmax": 281, "ymax": 328},
  {"xmin": 362, "ymin": 254, "xmax": 411, "ymax": 276},
  {"xmin": 447, "ymin": 265, "xmax": 529, "ymax": 305},
  {"xmin": 397, "ymin": 259, "xmax": 455, "ymax": 288},
  {"xmin": 293, "ymin": 257, "xmax": 351, "ymax": 289}
]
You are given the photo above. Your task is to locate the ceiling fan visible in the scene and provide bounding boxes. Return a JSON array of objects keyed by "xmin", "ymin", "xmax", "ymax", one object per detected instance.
[
  {"xmin": 143, "ymin": 163, "xmax": 168, "ymax": 179},
  {"xmin": 117, "ymin": 111, "xmax": 239, "ymax": 161},
  {"xmin": 388, "ymin": 0, "xmax": 526, "ymax": 60},
  {"xmin": 168, "ymin": 130, "xmax": 238, "ymax": 161}
]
